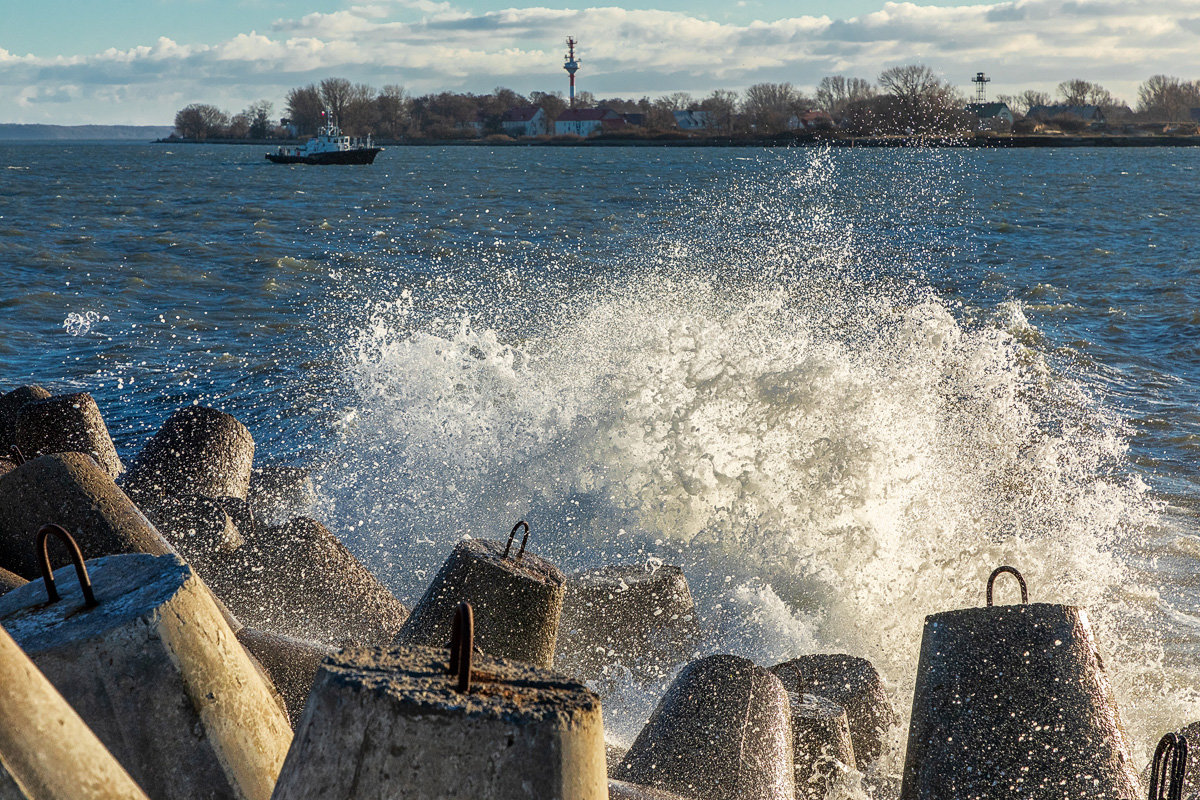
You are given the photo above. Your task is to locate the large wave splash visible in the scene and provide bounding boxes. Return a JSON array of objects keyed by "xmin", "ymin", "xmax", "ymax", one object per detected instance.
[{"xmin": 314, "ymin": 269, "xmax": 1190, "ymax": 781}]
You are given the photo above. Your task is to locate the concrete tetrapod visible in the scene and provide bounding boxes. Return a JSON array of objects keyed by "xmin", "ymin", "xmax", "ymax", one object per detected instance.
[
  {"xmin": 0, "ymin": 622, "xmax": 150, "ymax": 800},
  {"xmin": 0, "ymin": 385, "xmax": 50, "ymax": 452},
  {"xmin": 16, "ymin": 392, "xmax": 123, "ymax": 479},
  {"xmin": 556, "ymin": 563, "xmax": 699, "ymax": 681},
  {"xmin": 209, "ymin": 516, "xmax": 408, "ymax": 647},
  {"xmin": 0, "ymin": 547, "xmax": 292, "ymax": 800},
  {"xmin": 608, "ymin": 780, "xmax": 695, "ymax": 799},
  {"xmin": 396, "ymin": 525, "xmax": 564, "ymax": 667},
  {"xmin": 0, "ymin": 452, "xmax": 172, "ymax": 579},
  {"xmin": 901, "ymin": 566, "xmax": 1141, "ymax": 800},
  {"xmin": 270, "ymin": 643, "xmax": 607, "ymax": 799},
  {"xmin": 783, "ymin": 693, "xmax": 856, "ymax": 800},
  {"xmin": 769, "ymin": 653, "xmax": 897, "ymax": 765},
  {"xmin": 248, "ymin": 466, "xmax": 315, "ymax": 526},
  {"xmin": 139, "ymin": 492, "xmax": 243, "ymax": 575},
  {"xmin": 616, "ymin": 654, "xmax": 796, "ymax": 800},
  {"xmin": 237, "ymin": 628, "xmax": 335, "ymax": 728},
  {"xmin": 123, "ymin": 405, "xmax": 255, "ymax": 501},
  {"xmin": 0, "ymin": 568, "xmax": 25, "ymax": 597}
]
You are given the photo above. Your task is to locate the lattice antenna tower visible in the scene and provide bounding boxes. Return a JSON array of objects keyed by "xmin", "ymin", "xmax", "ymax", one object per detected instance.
[
  {"xmin": 972, "ymin": 72, "xmax": 990, "ymax": 103},
  {"xmin": 564, "ymin": 38, "xmax": 581, "ymax": 107}
]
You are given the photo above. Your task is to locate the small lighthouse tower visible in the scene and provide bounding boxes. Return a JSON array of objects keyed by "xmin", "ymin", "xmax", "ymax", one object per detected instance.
[
  {"xmin": 563, "ymin": 37, "xmax": 581, "ymax": 107},
  {"xmin": 972, "ymin": 72, "xmax": 990, "ymax": 103}
]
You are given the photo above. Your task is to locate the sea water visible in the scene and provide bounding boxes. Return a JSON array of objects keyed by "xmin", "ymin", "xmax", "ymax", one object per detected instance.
[{"xmin": 2, "ymin": 142, "xmax": 1199, "ymax": 796}]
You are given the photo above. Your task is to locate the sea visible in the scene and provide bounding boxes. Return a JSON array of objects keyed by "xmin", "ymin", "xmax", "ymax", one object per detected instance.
[{"xmin": 2, "ymin": 141, "xmax": 1199, "ymax": 796}]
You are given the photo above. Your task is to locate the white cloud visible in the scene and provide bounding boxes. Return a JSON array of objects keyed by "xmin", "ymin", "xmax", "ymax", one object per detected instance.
[{"xmin": 3, "ymin": 0, "xmax": 1199, "ymax": 124}]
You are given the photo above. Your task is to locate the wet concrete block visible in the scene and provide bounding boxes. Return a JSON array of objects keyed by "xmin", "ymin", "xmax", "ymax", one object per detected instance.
[
  {"xmin": 608, "ymin": 779, "xmax": 695, "ymax": 799},
  {"xmin": 785, "ymin": 693, "xmax": 855, "ymax": 800},
  {"xmin": 123, "ymin": 406, "xmax": 255, "ymax": 501},
  {"xmin": 16, "ymin": 392, "xmax": 122, "ymax": 478},
  {"xmin": 396, "ymin": 537, "xmax": 565, "ymax": 667},
  {"xmin": 0, "ymin": 622, "xmax": 151, "ymax": 800},
  {"xmin": 140, "ymin": 493, "xmax": 243, "ymax": 574},
  {"xmin": 770, "ymin": 653, "xmax": 897, "ymax": 765},
  {"xmin": 271, "ymin": 644, "xmax": 607, "ymax": 800},
  {"xmin": 209, "ymin": 516, "xmax": 408, "ymax": 648},
  {"xmin": 556, "ymin": 563, "xmax": 699, "ymax": 681},
  {"xmin": 248, "ymin": 466, "xmax": 315, "ymax": 526},
  {"xmin": 0, "ymin": 385, "xmax": 50, "ymax": 452},
  {"xmin": 0, "ymin": 568, "xmax": 25, "ymax": 598},
  {"xmin": 901, "ymin": 601, "xmax": 1141, "ymax": 800},
  {"xmin": 0, "ymin": 552, "xmax": 293, "ymax": 800},
  {"xmin": 0, "ymin": 452, "xmax": 172, "ymax": 580},
  {"xmin": 616, "ymin": 654, "xmax": 796, "ymax": 800},
  {"xmin": 237, "ymin": 627, "xmax": 334, "ymax": 729}
]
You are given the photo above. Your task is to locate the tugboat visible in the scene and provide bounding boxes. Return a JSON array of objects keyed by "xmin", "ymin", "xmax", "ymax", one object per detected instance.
[{"xmin": 266, "ymin": 115, "xmax": 382, "ymax": 165}]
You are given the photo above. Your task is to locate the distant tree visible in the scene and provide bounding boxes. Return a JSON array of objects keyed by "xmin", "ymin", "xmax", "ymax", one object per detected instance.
[
  {"xmin": 1006, "ymin": 89, "xmax": 1051, "ymax": 115},
  {"xmin": 1056, "ymin": 79, "xmax": 1116, "ymax": 107},
  {"xmin": 529, "ymin": 91, "xmax": 568, "ymax": 125},
  {"xmin": 1137, "ymin": 75, "xmax": 1200, "ymax": 121},
  {"xmin": 173, "ymin": 103, "xmax": 229, "ymax": 139},
  {"xmin": 698, "ymin": 89, "xmax": 739, "ymax": 132},
  {"xmin": 245, "ymin": 100, "xmax": 273, "ymax": 138},
  {"xmin": 875, "ymin": 64, "xmax": 962, "ymax": 132},
  {"xmin": 319, "ymin": 77, "xmax": 354, "ymax": 123},
  {"xmin": 227, "ymin": 112, "xmax": 251, "ymax": 139},
  {"xmin": 375, "ymin": 85, "xmax": 410, "ymax": 138},
  {"xmin": 342, "ymin": 83, "xmax": 378, "ymax": 135},
  {"xmin": 741, "ymin": 82, "xmax": 806, "ymax": 132},
  {"xmin": 816, "ymin": 76, "xmax": 876, "ymax": 115},
  {"xmin": 573, "ymin": 90, "xmax": 596, "ymax": 108},
  {"xmin": 286, "ymin": 85, "xmax": 324, "ymax": 135}
]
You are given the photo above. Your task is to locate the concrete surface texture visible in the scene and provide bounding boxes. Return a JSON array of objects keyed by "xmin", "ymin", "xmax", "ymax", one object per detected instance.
[
  {"xmin": 16, "ymin": 392, "xmax": 123, "ymax": 479},
  {"xmin": 0, "ymin": 552, "xmax": 292, "ymax": 800},
  {"xmin": 271, "ymin": 644, "xmax": 606, "ymax": 800},
  {"xmin": 123, "ymin": 406, "xmax": 255, "ymax": 501}
]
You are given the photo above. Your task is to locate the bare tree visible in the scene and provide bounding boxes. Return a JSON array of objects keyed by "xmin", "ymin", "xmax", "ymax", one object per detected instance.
[
  {"xmin": 1137, "ymin": 75, "xmax": 1200, "ymax": 121},
  {"xmin": 742, "ymin": 83, "xmax": 805, "ymax": 132},
  {"xmin": 875, "ymin": 64, "xmax": 962, "ymax": 132},
  {"xmin": 173, "ymin": 103, "xmax": 229, "ymax": 139},
  {"xmin": 286, "ymin": 85, "xmax": 324, "ymax": 135},
  {"xmin": 244, "ymin": 100, "xmax": 273, "ymax": 138},
  {"xmin": 319, "ymin": 77, "xmax": 354, "ymax": 123},
  {"xmin": 375, "ymin": 85, "xmax": 410, "ymax": 138},
  {"xmin": 699, "ymin": 89, "xmax": 739, "ymax": 132},
  {"xmin": 816, "ymin": 76, "xmax": 876, "ymax": 115}
]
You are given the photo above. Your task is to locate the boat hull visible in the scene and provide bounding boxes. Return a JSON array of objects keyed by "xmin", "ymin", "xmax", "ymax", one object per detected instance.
[{"xmin": 265, "ymin": 148, "xmax": 382, "ymax": 165}]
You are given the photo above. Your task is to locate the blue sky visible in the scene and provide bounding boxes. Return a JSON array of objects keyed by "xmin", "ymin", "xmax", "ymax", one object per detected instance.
[{"xmin": 2, "ymin": 0, "xmax": 1197, "ymax": 125}]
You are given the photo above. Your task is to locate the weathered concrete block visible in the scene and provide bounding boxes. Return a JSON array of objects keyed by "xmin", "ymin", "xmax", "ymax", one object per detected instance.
[
  {"xmin": 608, "ymin": 779, "xmax": 694, "ymax": 799},
  {"xmin": 270, "ymin": 644, "xmax": 607, "ymax": 800},
  {"xmin": 902, "ymin": 598, "xmax": 1140, "ymax": 799},
  {"xmin": 248, "ymin": 466, "xmax": 315, "ymax": 526},
  {"xmin": 237, "ymin": 628, "xmax": 334, "ymax": 728},
  {"xmin": 0, "ymin": 385, "xmax": 50, "ymax": 452},
  {"xmin": 785, "ymin": 693, "xmax": 855, "ymax": 800},
  {"xmin": 0, "ymin": 552, "xmax": 293, "ymax": 800},
  {"xmin": 769, "ymin": 653, "xmax": 896, "ymax": 765},
  {"xmin": 123, "ymin": 406, "xmax": 254, "ymax": 501},
  {"xmin": 0, "ymin": 456, "xmax": 15, "ymax": 480},
  {"xmin": 616, "ymin": 654, "xmax": 796, "ymax": 800},
  {"xmin": 396, "ymin": 535, "xmax": 565, "ymax": 667},
  {"xmin": 0, "ymin": 568, "xmax": 25, "ymax": 598},
  {"xmin": 140, "ymin": 492, "xmax": 243, "ymax": 575},
  {"xmin": 0, "ymin": 622, "xmax": 150, "ymax": 800},
  {"xmin": 556, "ymin": 563, "xmax": 699, "ymax": 681},
  {"xmin": 210, "ymin": 516, "xmax": 408, "ymax": 647},
  {"xmin": 16, "ymin": 392, "xmax": 122, "ymax": 478},
  {"xmin": 0, "ymin": 453, "xmax": 172, "ymax": 579}
]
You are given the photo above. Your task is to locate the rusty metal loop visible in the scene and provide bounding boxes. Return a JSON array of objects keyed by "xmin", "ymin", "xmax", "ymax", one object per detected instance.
[
  {"xmin": 9, "ymin": 445, "xmax": 25, "ymax": 465},
  {"xmin": 986, "ymin": 565, "xmax": 1028, "ymax": 607},
  {"xmin": 448, "ymin": 602, "xmax": 473, "ymax": 693},
  {"xmin": 1149, "ymin": 732, "xmax": 1187, "ymax": 800},
  {"xmin": 36, "ymin": 524, "xmax": 98, "ymax": 608},
  {"xmin": 503, "ymin": 520, "xmax": 530, "ymax": 561}
]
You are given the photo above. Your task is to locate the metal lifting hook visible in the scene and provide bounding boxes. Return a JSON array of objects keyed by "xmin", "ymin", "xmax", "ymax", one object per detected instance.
[
  {"xmin": 986, "ymin": 565, "xmax": 1028, "ymax": 607},
  {"xmin": 1149, "ymin": 732, "xmax": 1188, "ymax": 800},
  {"xmin": 36, "ymin": 523, "xmax": 98, "ymax": 608},
  {"xmin": 503, "ymin": 520, "xmax": 530, "ymax": 561},
  {"xmin": 447, "ymin": 602, "xmax": 474, "ymax": 693}
]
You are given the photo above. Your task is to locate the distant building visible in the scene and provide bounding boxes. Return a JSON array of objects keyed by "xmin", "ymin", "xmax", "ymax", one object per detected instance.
[
  {"xmin": 965, "ymin": 102, "xmax": 1014, "ymax": 130},
  {"xmin": 1027, "ymin": 104, "xmax": 1106, "ymax": 124},
  {"xmin": 794, "ymin": 109, "xmax": 834, "ymax": 130},
  {"xmin": 502, "ymin": 107, "xmax": 549, "ymax": 137},
  {"xmin": 622, "ymin": 112, "xmax": 646, "ymax": 127},
  {"xmin": 1189, "ymin": 108, "xmax": 1200, "ymax": 123},
  {"xmin": 673, "ymin": 110, "xmax": 713, "ymax": 131},
  {"xmin": 555, "ymin": 108, "xmax": 625, "ymax": 136}
]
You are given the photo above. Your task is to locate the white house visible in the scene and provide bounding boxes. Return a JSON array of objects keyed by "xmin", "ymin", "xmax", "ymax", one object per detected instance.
[
  {"xmin": 502, "ymin": 107, "xmax": 548, "ymax": 137},
  {"xmin": 673, "ymin": 110, "xmax": 713, "ymax": 131},
  {"xmin": 555, "ymin": 108, "xmax": 625, "ymax": 136}
]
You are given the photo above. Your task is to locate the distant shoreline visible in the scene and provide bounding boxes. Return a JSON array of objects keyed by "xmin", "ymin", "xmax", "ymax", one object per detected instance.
[{"xmin": 157, "ymin": 133, "xmax": 1200, "ymax": 148}]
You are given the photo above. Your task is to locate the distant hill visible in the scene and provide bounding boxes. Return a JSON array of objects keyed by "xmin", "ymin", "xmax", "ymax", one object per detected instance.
[{"xmin": 0, "ymin": 124, "xmax": 174, "ymax": 141}]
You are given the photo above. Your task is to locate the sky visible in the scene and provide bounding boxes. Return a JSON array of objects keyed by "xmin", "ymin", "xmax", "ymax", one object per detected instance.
[{"xmin": 1, "ymin": 0, "xmax": 1199, "ymax": 125}]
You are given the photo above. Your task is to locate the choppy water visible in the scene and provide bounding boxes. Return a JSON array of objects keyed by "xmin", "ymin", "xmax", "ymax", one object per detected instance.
[{"xmin": 3, "ymin": 141, "xmax": 1200, "ymax": 794}]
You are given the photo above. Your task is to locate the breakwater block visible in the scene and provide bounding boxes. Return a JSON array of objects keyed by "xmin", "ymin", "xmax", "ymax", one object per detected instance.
[
  {"xmin": 0, "ymin": 548, "xmax": 293, "ymax": 800},
  {"xmin": 769, "ymin": 653, "xmax": 896, "ymax": 765},
  {"xmin": 0, "ymin": 452, "xmax": 172, "ymax": 579},
  {"xmin": 556, "ymin": 563, "xmax": 698, "ymax": 680},
  {"xmin": 395, "ymin": 525, "xmax": 565, "ymax": 667},
  {"xmin": 785, "ymin": 693, "xmax": 855, "ymax": 800},
  {"xmin": 608, "ymin": 779, "xmax": 694, "ymax": 799},
  {"xmin": 616, "ymin": 654, "xmax": 796, "ymax": 800},
  {"xmin": 901, "ymin": 566, "xmax": 1141, "ymax": 800},
  {"xmin": 141, "ymin": 493, "xmax": 243, "ymax": 573},
  {"xmin": 237, "ymin": 627, "xmax": 334, "ymax": 728},
  {"xmin": 123, "ymin": 406, "xmax": 254, "ymax": 501},
  {"xmin": 248, "ymin": 466, "xmax": 315, "ymax": 525},
  {"xmin": 0, "ymin": 568, "xmax": 25, "ymax": 598},
  {"xmin": 0, "ymin": 385, "xmax": 50, "ymax": 451},
  {"xmin": 16, "ymin": 392, "xmax": 122, "ymax": 478},
  {"xmin": 270, "ymin": 643, "xmax": 607, "ymax": 799},
  {"xmin": 211, "ymin": 516, "xmax": 408, "ymax": 647},
  {"xmin": 0, "ymin": 621, "xmax": 151, "ymax": 800}
]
